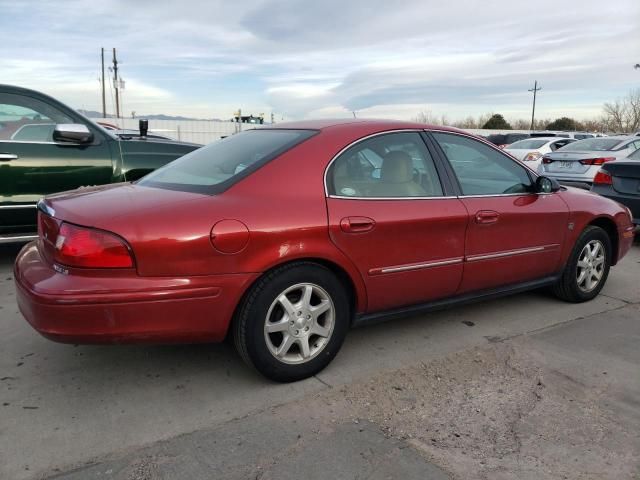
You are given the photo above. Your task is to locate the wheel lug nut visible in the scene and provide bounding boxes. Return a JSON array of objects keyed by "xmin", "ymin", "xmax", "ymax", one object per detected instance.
[{"xmin": 295, "ymin": 330, "xmax": 299, "ymax": 335}]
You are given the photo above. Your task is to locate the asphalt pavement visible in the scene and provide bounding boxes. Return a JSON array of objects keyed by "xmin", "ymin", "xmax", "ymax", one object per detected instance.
[{"xmin": 1, "ymin": 241, "xmax": 638, "ymax": 479}]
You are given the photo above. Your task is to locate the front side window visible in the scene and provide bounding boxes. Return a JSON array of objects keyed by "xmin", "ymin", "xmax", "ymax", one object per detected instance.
[
  {"xmin": 0, "ymin": 93, "xmax": 73, "ymax": 142},
  {"xmin": 139, "ymin": 129, "xmax": 316, "ymax": 194},
  {"xmin": 432, "ymin": 132, "xmax": 533, "ymax": 196},
  {"xmin": 328, "ymin": 132, "xmax": 444, "ymax": 198}
]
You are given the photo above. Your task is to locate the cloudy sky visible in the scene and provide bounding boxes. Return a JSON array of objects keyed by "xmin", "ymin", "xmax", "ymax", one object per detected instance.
[{"xmin": 1, "ymin": 0, "xmax": 639, "ymax": 121}]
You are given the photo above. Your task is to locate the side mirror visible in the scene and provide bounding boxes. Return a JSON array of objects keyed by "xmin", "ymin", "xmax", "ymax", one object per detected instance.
[
  {"xmin": 139, "ymin": 119, "xmax": 148, "ymax": 139},
  {"xmin": 53, "ymin": 124, "xmax": 93, "ymax": 144},
  {"xmin": 536, "ymin": 176, "xmax": 561, "ymax": 193}
]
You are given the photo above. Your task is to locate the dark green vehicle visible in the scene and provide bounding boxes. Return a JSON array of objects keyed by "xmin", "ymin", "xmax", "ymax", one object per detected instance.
[{"xmin": 0, "ymin": 85, "xmax": 201, "ymax": 243}]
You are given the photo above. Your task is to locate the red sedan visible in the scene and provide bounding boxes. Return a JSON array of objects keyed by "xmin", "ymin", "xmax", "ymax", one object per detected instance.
[{"xmin": 15, "ymin": 119, "xmax": 635, "ymax": 381}]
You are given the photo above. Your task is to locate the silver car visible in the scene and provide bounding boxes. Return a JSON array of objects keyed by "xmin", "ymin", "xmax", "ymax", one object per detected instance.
[{"xmin": 539, "ymin": 136, "xmax": 640, "ymax": 187}]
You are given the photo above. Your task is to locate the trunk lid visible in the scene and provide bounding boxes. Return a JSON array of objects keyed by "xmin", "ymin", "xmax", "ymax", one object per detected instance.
[
  {"xmin": 39, "ymin": 183, "xmax": 222, "ymax": 276},
  {"xmin": 542, "ymin": 150, "xmax": 623, "ymax": 174},
  {"xmin": 604, "ymin": 161, "xmax": 640, "ymax": 195}
]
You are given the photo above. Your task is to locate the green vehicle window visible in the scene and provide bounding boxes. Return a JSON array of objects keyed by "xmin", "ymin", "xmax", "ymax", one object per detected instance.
[{"xmin": 0, "ymin": 93, "xmax": 73, "ymax": 142}]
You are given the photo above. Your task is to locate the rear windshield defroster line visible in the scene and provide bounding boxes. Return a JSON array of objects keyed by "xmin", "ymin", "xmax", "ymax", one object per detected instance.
[{"xmin": 137, "ymin": 129, "xmax": 318, "ymax": 194}]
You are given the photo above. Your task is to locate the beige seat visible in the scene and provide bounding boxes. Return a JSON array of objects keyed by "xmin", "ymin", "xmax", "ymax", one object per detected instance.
[{"xmin": 370, "ymin": 151, "xmax": 426, "ymax": 197}]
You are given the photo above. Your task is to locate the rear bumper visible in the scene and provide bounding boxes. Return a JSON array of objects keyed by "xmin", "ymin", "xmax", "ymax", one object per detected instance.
[{"xmin": 14, "ymin": 242, "xmax": 258, "ymax": 344}]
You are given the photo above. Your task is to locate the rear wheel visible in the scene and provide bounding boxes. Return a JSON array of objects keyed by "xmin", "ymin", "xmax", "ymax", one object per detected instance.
[
  {"xmin": 233, "ymin": 262, "xmax": 350, "ymax": 382},
  {"xmin": 553, "ymin": 226, "xmax": 611, "ymax": 302}
]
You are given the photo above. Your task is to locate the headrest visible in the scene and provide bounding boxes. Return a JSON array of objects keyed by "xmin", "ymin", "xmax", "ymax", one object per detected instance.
[{"xmin": 381, "ymin": 151, "xmax": 413, "ymax": 183}]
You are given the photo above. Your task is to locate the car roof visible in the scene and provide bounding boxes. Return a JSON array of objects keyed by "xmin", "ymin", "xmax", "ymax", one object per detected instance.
[{"xmin": 263, "ymin": 118, "xmax": 465, "ymax": 134}]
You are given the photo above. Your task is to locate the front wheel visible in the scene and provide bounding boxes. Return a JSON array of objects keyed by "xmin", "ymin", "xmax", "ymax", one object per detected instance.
[
  {"xmin": 233, "ymin": 262, "xmax": 350, "ymax": 382},
  {"xmin": 553, "ymin": 225, "xmax": 611, "ymax": 302}
]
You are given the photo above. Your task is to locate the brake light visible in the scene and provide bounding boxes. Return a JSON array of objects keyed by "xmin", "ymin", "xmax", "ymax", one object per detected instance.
[
  {"xmin": 542, "ymin": 157, "xmax": 553, "ymax": 164},
  {"xmin": 579, "ymin": 157, "xmax": 615, "ymax": 166},
  {"xmin": 54, "ymin": 222, "xmax": 133, "ymax": 268},
  {"xmin": 593, "ymin": 170, "xmax": 613, "ymax": 185}
]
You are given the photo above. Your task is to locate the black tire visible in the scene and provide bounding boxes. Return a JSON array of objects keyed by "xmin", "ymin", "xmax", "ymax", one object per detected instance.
[
  {"xmin": 233, "ymin": 262, "xmax": 350, "ymax": 382},
  {"xmin": 552, "ymin": 225, "xmax": 612, "ymax": 302}
]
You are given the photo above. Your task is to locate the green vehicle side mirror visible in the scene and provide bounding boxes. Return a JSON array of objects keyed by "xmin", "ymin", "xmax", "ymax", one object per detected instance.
[{"xmin": 53, "ymin": 124, "xmax": 94, "ymax": 144}]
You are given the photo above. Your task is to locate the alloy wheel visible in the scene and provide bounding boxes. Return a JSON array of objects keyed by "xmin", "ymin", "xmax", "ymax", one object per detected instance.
[
  {"xmin": 264, "ymin": 283, "xmax": 335, "ymax": 365},
  {"xmin": 576, "ymin": 239, "xmax": 606, "ymax": 293}
]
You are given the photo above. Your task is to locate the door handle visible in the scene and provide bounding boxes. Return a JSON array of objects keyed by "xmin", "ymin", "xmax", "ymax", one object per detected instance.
[
  {"xmin": 475, "ymin": 210, "xmax": 500, "ymax": 224},
  {"xmin": 340, "ymin": 216, "xmax": 376, "ymax": 233},
  {"xmin": 0, "ymin": 153, "xmax": 18, "ymax": 161}
]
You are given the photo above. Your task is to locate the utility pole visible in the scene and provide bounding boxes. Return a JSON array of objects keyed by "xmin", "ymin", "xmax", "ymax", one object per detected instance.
[
  {"xmin": 528, "ymin": 80, "xmax": 541, "ymax": 130},
  {"xmin": 101, "ymin": 48, "xmax": 106, "ymax": 118},
  {"xmin": 112, "ymin": 48, "xmax": 120, "ymax": 119}
]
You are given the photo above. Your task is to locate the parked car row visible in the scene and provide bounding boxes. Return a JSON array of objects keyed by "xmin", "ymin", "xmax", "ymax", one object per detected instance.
[{"xmin": 484, "ymin": 131, "xmax": 602, "ymax": 149}]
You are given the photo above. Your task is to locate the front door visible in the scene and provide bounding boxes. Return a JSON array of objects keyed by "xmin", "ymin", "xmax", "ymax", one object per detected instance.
[
  {"xmin": 0, "ymin": 91, "xmax": 113, "ymax": 233},
  {"xmin": 325, "ymin": 131, "xmax": 468, "ymax": 313},
  {"xmin": 430, "ymin": 131, "xmax": 569, "ymax": 293}
]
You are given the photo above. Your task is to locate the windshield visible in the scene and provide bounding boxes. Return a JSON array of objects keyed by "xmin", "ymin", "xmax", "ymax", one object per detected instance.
[
  {"xmin": 558, "ymin": 138, "xmax": 623, "ymax": 152},
  {"xmin": 138, "ymin": 129, "xmax": 316, "ymax": 194},
  {"xmin": 507, "ymin": 139, "xmax": 547, "ymax": 149}
]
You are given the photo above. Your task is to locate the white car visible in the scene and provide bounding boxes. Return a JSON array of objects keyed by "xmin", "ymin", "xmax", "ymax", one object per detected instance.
[
  {"xmin": 504, "ymin": 137, "xmax": 576, "ymax": 171},
  {"xmin": 539, "ymin": 136, "xmax": 640, "ymax": 187}
]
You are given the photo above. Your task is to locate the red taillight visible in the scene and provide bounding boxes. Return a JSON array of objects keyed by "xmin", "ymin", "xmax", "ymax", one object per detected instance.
[
  {"xmin": 579, "ymin": 157, "xmax": 615, "ymax": 166},
  {"xmin": 593, "ymin": 170, "xmax": 613, "ymax": 185},
  {"xmin": 54, "ymin": 222, "xmax": 133, "ymax": 268},
  {"xmin": 542, "ymin": 156, "xmax": 553, "ymax": 164}
]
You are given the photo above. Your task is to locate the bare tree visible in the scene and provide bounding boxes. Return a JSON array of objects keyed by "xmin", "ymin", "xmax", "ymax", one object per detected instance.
[
  {"xmin": 413, "ymin": 110, "xmax": 444, "ymax": 125},
  {"xmin": 603, "ymin": 89, "xmax": 640, "ymax": 133},
  {"xmin": 511, "ymin": 118, "xmax": 530, "ymax": 130}
]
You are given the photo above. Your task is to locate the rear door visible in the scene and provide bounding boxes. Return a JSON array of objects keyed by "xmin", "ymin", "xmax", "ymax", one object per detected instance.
[
  {"xmin": 0, "ymin": 91, "xmax": 113, "ymax": 234},
  {"xmin": 430, "ymin": 131, "xmax": 569, "ymax": 293},
  {"xmin": 325, "ymin": 131, "xmax": 468, "ymax": 313}
]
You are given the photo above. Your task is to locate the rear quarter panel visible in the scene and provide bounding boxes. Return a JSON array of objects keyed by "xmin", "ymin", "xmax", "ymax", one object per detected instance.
[{"xmin": 558, "ymin": 187, "xmax": 634, "ymax": 265}]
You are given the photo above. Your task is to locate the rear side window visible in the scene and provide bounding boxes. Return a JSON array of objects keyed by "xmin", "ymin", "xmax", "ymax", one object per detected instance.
[
  {"xmin": 432, "ymin": 132, "xmax": 533, "ymax": 196},
  {"xmin": 508, "ymin": 139, "xmax": 547, "ymax": 149},
  {"xmin": 328, "ymin": 132, "xmax": 444, "ymax": 198},
  {"xmin": 139, "ymin": 129, "xmax": 316, "ymax": 194}
]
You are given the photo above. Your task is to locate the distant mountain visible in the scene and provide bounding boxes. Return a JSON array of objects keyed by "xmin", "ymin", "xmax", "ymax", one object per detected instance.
[{"xmin": 77, "ymin": 109, "xmax": 223, "ymax": 122}]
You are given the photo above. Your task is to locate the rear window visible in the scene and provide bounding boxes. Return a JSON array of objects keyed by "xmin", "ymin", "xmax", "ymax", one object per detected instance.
[
  {"xmin": 506, "ymin": 134, "xmax": 529, "ymax": 143},
  {"xmin": 507, "ymin": 139, "xmax": 547, "ymax": 149},
  {"xmin": 559, "ymin": 138, "xmax": 623, "ymax": 152},
  {"xmin": 486, "ymin": 134, "xmax": 506, "ymax": 145},
  {"xmin": 138, "ymin": 129, "xmax": 316, "ymax": 194}
]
